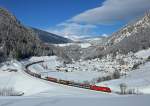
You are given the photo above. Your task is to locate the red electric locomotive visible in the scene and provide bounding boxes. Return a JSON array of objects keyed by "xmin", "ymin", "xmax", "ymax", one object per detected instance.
[{"xmin": 90, "ymin": 85, "xmax": 111, "ymax": 93}]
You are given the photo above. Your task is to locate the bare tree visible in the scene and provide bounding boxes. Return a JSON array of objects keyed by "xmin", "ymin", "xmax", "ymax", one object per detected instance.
[{"xmin": 119, "ymin": 83, "xmax": 127, "ymax": 94}]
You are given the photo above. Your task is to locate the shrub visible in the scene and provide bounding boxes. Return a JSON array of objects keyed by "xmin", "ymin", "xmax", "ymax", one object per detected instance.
[
  {"xmin": 0, "ymin": 87, "xmax": 24, "ymax": 96},
  {"xmin": 113, "ymin": 71, "xmax": 120, "ymax": 79},
  {"xmin": 105, "ymin": 75, "xmax": 112, "ymax": 80},
  {"xmin": 132, "ymin": 63, "xmax": 141, "ymax": 70}
]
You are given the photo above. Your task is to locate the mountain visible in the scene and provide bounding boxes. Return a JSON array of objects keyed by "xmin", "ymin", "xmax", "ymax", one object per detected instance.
[
  {"xmin": 84, "ymin": 12, "xmax": 150, "ymax": 59},
  {"xmin": 0, "ymin": 8, "xmax": 57, "ymax": 62},
  {"xmin": 104, "ymin": 13, "xmax": 150, "ymax": 54},
  {"xmin": 32, "ymin": 28, "xmax": 72, "ymax": 44}
]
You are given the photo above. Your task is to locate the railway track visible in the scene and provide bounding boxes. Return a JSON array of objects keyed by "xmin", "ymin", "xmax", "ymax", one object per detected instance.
[{"xmin": 24, "ymin": 60, "xmax": 111, "ymax": 93}]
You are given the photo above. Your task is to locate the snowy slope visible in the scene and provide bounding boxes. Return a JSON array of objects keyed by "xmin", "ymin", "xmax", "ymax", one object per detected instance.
[
  {"xmin": 0, "ymin": 56, "xmax": 150, "ymax": 106},
  {"xmin": 96, "ymin": 62, "xmax": 150, "ymax": 94},
  {"xmin": 0, "ymin": 60, "xmax": 55, "ymax": 96},
  {"xmin": 107, "ymin": 13, "xmax": 150, "ymax": 46},
  {"xmin": 0, "ymin": 59, "xmax": 150, "ymax": 106},
  {"xmin": 135, "ymin": 48, "xmax": 150, "ymax": 59}
]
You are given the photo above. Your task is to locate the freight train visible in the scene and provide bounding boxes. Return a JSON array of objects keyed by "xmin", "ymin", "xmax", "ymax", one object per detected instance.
[
  {"xmin": 45, "ymin": 76, "xmax": 111, "ymax": 92},
  {"xmin": 25, "ymin": 61, "xmax": 111, "ymax": 93}
]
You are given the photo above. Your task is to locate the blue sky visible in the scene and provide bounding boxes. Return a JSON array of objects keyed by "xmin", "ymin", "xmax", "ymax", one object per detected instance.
[{"xmin": 0, "ymin": 0, "xmax": 150, "ymax": 40}]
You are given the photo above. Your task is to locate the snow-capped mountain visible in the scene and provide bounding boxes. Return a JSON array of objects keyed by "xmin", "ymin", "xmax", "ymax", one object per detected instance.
[
  {"xmin": 107, "ymin": 13, "xmax": 150, "ymax": 45},
  {"xmin": 82, "ymin": 12, "xmax": 150, "ymax": 60},
  {"xmin": 105, "ymin": 13, "xmax": 150, "ymax": 54},
  {"xmin": 32, "ymin": 28, "xmax": 72, "ymax": 44}
]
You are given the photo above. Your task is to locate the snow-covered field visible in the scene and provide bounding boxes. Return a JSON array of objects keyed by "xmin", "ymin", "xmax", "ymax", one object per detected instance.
[
  {"xmin": 28, "ymin": 56, "xmax": 107, "ymax": 82},
  {"xmin": 0, "ymin": 60, "xmax": 149, "ymax": 105},
  {"xmin": 0, "ymin": 60, "xmax": 54, "ymax": 96},
  {"xmin": 27, "ymin": 48, "xmax": 150, "ymax": 94},
  {"xmin": 0, "ymin": 59, "xmax": 112, "ymax": 97},
  {"xmin": 0, "ymin": 59, "xmax": 120, "ymax": 106},
  {"xmin": 28, "ymin": 52, "xmax": 145, "ymax": 85},
  {"xmin": 29, "ymin": 64, "xmax": 107, "ymax": 83},
  {"xmin": 0, "ymin": 48, "xmax": 150, "ymax": 105},
  {"xmin": 0, "ymin": 95, "xmax": 150, "ymax": 106}
]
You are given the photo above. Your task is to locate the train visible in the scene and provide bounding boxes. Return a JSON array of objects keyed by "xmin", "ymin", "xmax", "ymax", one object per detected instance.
[
  {"xmin": 46, "ymin": 76, "xmax": 111, "ymax": 92},
  {"xmin": 25, "ymin": 61, "xmax": 111, "ymax": 93}
]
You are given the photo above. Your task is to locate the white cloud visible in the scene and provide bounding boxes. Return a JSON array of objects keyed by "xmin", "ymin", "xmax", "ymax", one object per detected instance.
[
  {"xmin": 47, "ymin": 0, "xmax": 150, "ymax": 40},
  {"xmin": 70, "ymin": 0, "xmax": 150, "ymax": 24},
  {"xmin": 47, "ymin": 23, "xmax": 98, "ymax": 40}
]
